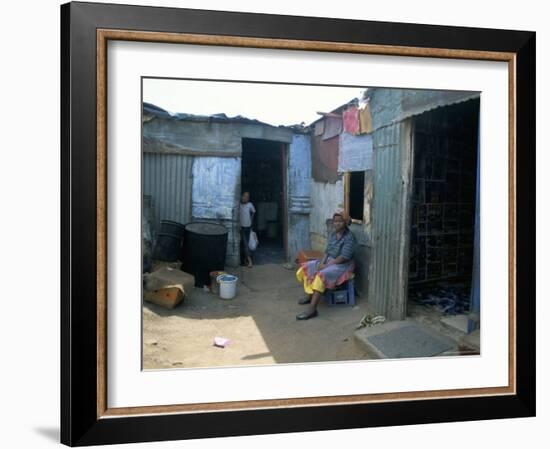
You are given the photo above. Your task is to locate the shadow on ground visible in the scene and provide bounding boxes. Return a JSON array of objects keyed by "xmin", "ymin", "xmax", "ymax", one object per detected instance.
[{"xmin": 143, "ymin": 263, "xmax": 374, "ymax": 369}]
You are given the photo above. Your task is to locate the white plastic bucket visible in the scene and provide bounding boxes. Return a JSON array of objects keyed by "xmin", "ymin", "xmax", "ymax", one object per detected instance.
[{"xmin": 216, "ymin": 274, "xmax": 238, "ymax": 300}]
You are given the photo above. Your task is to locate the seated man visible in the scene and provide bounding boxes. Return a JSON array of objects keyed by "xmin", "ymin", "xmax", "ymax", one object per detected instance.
[{"xmin": 295, "ymin": 209, "xmax": 356, "ymax": 320}]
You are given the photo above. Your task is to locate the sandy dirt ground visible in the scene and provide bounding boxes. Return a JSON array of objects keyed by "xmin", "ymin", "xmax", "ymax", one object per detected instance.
[{"xmin": 143, "ymin": 263, "xmax": 373, "ymax": 369}]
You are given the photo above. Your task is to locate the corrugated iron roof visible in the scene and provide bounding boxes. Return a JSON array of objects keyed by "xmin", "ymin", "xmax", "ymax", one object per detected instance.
[
  {"xmin": 365, "ymin": 88, "xmax": 480, "ymax": 132},
  {"xmin": 143, "ymin": 102, "xmax": 310, "ymax": 133}
]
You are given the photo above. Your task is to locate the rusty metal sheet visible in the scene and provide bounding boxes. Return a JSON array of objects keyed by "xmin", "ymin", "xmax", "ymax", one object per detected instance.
[
  {"xmin": 322, "ymin": 116, "xmax": 343, "ymax": 140},
  {"xmin": 311, "ymin": 134, "xmax": 340, "ymax": 184}
]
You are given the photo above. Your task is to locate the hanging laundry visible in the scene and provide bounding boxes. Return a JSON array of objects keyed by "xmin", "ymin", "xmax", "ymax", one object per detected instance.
[
  {"xmin": 343, "ymin": 105, "xmax": 360, "ymax": 135},
  {"xmin": 359, "ymin": 103, "xmax": 373, "ymax": 134}
]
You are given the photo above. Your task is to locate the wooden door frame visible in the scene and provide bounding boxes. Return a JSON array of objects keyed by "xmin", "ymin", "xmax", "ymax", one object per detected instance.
[
  {"xmin": 343, "ymin": 171, "xmax": 366, "ymax": 225},
  {"xmin": 280, "ymin": 142, "xmax": 289, "ymax": 261}
]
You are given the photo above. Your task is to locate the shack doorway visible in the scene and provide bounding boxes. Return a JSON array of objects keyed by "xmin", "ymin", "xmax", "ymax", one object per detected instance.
[
  {"xmin": 407, "ymin": 99, "xmax": 480, "ymax": 329},
  {"xmin": 241, "ymin": 138, "xmax": 286, "ymax": 265}
]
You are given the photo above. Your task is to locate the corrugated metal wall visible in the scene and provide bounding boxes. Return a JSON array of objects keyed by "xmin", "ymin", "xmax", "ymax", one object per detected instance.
[
  {"xmin": 143, "ymin": 153, "xmax": 193, "ymax": 230},
  {"xmin": 192, "ymin": 157, "xmax": 242, "ymax": 267},
  {"xmin": 368, "ymin": 121, "xmax": 413, "ymax": 321}
]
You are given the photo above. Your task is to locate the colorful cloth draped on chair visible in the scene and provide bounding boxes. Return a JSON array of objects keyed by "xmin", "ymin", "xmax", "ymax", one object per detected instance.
[{"xmin": 296, "ymin": 256, "xmax": 355, "ymax": 294}]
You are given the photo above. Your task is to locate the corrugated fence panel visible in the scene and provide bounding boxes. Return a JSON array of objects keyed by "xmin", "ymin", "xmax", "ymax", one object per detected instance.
[
  {"xmin": 143, "ymin": 153, "xmax": 193, "ymax": 230},
  {"xmin": 368, "ymin": 121, "xmax": 412, "ymax": 321}
]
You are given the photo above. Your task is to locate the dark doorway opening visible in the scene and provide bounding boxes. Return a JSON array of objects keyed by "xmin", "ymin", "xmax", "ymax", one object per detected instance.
[
  {"xmin": 348, "ymin": 171, "xmax": 365, "ymax": 221},
  {"xmin": 407, "ymin": 99, "xmax": 480, "ymax": 328},
  {"xmin": 241, "ymin": 138, "xmax": 286, "ymax": 265}
]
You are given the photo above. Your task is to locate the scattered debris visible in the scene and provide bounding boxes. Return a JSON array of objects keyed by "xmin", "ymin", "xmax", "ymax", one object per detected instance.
[
  {"xmin": 410, "ymin": 282, "xmax": 471, "ymax": 315},
  {"xmin": 213, "ymin": 337, "xmax": 231, "ymax": 348},
  {"xmin": 143, "ymin": 267, "xmax": 195, "ymax": 309},
  {"xmin": 144, "ymin": 286, "xmax": 184, "ymax": 309},
  {"xmin": 356, "ymin": 314, "xmax": 386, "ymax": 330},
  {"xmin": 144, "ymin": 266, "xmax": 195, "ymax": 293}
]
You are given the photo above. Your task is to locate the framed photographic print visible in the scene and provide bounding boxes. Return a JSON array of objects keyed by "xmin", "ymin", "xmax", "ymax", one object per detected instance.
[{"xmin": 61, "ymin": 1, "xmax": 535, "ymax": 446}]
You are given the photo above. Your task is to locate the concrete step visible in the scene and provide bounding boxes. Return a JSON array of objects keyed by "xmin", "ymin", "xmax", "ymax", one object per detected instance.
[
  {"xmin": 459, "ymin": 329, "xmax": 480, "ymax": 354},
  {"xmin": 440, "ymin": 314, "xmax": 470, "ymax": 333},
  {"xmin": 354, "ymin": 320, "xmax": 456, "ymax": 359}
]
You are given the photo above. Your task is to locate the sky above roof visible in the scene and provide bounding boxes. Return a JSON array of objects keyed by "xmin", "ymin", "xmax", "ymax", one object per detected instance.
[{"xmin": 143, "ymin": 78, "xmax": 365, "ymax": 127}]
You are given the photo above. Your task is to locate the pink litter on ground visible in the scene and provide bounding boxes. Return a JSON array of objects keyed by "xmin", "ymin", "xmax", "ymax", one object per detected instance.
[{"xmin": 213, "ymin": 337, "xmax": 230, "ymax": 348}]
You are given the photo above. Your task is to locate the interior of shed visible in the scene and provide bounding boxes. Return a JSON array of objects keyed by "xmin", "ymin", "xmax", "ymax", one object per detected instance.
[
  {"xmin": 241, "ymin": 138, "xmax": 286, "ymax": 265},
  {"xmin": 407, "ymin": 99, "xmax": 480, "ymax": 323}
]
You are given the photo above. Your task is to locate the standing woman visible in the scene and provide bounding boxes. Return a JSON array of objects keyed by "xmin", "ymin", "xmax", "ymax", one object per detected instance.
[{"xmin": 239, "ymin": 191, "xmax": 256, "ymax": 268}]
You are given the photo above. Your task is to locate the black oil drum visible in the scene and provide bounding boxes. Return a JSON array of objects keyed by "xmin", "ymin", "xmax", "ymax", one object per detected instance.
[
  {"xmin": 181, "ymin": 222, "xmax": 228, "ymax": 287},
  {"xmin": 160, "ymin": 219, "xmax": 185, "ymax": 238},
  {"xmin": 154, "ymin": 233, "xmax": 181, "ymax": 262},
  {"xmin": 153, "ymin": 219, "xmax": 185, "ymax": 262}
]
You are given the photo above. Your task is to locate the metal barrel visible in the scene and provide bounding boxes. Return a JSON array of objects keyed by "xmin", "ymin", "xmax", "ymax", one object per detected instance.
[{"xmin": 181, "ymin": 222, "xmax": 228, "ymax": 287}]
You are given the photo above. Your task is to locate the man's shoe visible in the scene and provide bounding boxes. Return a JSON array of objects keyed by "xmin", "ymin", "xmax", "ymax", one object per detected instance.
[
  {"xmin": 298, "ymin": 297, "xmax": 311, "ymax": 305},
  {"xmin": 296, "ymin": 309, "xmax": 318, "ymax": 320}
]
